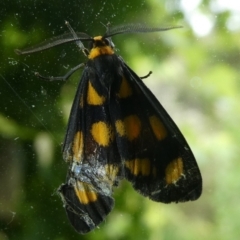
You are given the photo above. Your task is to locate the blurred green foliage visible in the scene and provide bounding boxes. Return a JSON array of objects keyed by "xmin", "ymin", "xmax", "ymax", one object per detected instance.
[{"xmin": 1, "ymin": 0, "xmax": 240, "ymax": 239}]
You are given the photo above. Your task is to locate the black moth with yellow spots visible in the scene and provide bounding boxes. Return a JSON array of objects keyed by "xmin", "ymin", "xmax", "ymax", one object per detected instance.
[{"xmin": 15, "ymin": 22, "xmax": 202, "ymax": 234}]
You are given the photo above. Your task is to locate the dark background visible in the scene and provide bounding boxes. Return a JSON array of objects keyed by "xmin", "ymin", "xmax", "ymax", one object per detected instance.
[{"xmin": 1, "ymin": 0, "xmax": 240, "ymax": 239}]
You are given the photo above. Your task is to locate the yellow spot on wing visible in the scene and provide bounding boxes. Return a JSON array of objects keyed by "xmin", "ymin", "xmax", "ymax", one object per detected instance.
[
  {"xmin": 125, "ymin": 158, "xmax": 151, "ymax": 176},
  {"xmin": 72, "ymin": 131, "xmax": 84, "ymax": 163},
  {"xmin": 149, "ymin": 115, "xmax": 167, "ymax": 140},
  {"xmin": 104, "ymin": 164, "xmax": 119, "ymax": 182},
  {"xmin": 115, "ymin": 115, "xmax": 141, "ymax": 140},
  {"xmin": 115, "ymin": 120, "xmax": 125, "ymax": 137},
  {"xmin": 91, "ymin": 122, "xmax": 113, "ymax": 146},
  {"xmin": 74, "ymin": 182, "xmax": 97, "ymax": 205},
  {"xmin": 125, "ymin": 115, "xmax": 141, "ymax": 140},
  {"xmin": 87, "ymin": 81, "xmax": 105, "ymax": 105},
  {"xmin": 165, "ymin": 157, "xmax": 183, "ymax": 184},
  {"xmin": 117, "ymin": 77, "xmax": 132, "ymax": 98}
]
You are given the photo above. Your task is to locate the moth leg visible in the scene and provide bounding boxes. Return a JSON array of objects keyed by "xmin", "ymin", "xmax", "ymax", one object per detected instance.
[
  {"xmin": 141, "ymin": 71, "xmax": 152, "ymax": 79},
  {"xmin": 35, "ymin": 63, "xmax": 85, "ymax": 81}
]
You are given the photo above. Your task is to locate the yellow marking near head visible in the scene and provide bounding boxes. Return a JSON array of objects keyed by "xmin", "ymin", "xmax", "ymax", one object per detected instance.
[
  {"xmin": 115, "ymin": 120, "xmax": 125, "ymax": 136},
  {"xmin": 94, "ymin": 36, "xmax": 102, "ymax": 41},
  {"xmin": 124, "ymin": 115, "xmax": 141, "ymax": 141},
  {"xmin": 117, "ymin": 77, "xmax": 132, "ymax": 98},
  {"xmin": 87, "ymin": 81, "xmax": 105, "ymax": 105},
  {"xmin": 88, "ymin": 36, "xmax": 114, "ymax": 59},
  {"xmin": 125, "ymin": 158, "xmax": 151, "ymax": 176},
  {"xmin": 149, "ymin": 115, "xmax": 167, "ymax": 140},
  {"xmin": 74, "ymin": 183, "xmax": 97, "ymax": 205},
  {"xmin": 72, "ymin": 131, "xmax": 84, "ymax": 163},
  {"xmin": 91, "ymin": 121, "xmax": 113, "ymax": 146},
  {"xmin": 89, "ymin": 46, "xmax": 114, "ymax": 59},
  {"xmin": 165, "ymin": 157, "xmax": 183, "ymax": 184}
]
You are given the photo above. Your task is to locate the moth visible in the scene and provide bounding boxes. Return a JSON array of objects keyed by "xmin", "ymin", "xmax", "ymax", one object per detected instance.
[{"xmin": 15, "ymin": 22, "xmax": 202, "ymax": 234}]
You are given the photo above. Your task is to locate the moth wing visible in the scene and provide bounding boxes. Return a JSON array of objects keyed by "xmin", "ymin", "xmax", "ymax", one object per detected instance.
[
  {"xmin": 58, "ymin": 180, "xmax": 114, "ymax": 234},
  {"xmin": 109, "ymin": 60, "xmax": 202, "ymax": 203},
  {"xmin": 60, "ymin": 67, "xmax": 122, "ymax": 233}
]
